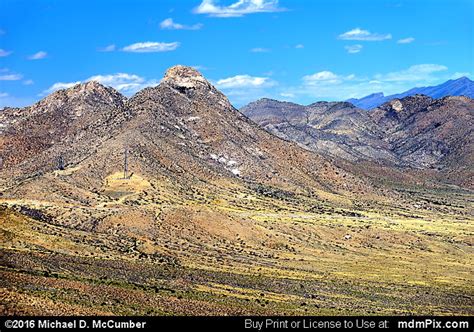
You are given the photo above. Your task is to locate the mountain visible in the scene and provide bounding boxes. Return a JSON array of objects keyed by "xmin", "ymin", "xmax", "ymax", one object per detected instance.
[
  {"xmin": 346, "ymin": 92, "xmax": 385, "ymax": 110},
  {"xmin": 370, "ymin": 95, "xmax": 474, "ymax": 186},
  {"xmin": 242, "ymin": 94, "xmax": 474, "ymax": 187},
  {"xmin": 1, "ymin": 66, "xmax": 472, "ymax": 316},
  {"xmin": 0, "ymin": 81, "xmax": 128, "ymax": 178},
  {"xmin": 1, "ymin": 65, "xmax": 380, "ymax": 235},
  {"xmin": 241, "ymin": 98, "xmax": 398, "ymax": 164},
  {"xmin": 347, "ymin": 76, "xmax": 474, "ymax": 109}
]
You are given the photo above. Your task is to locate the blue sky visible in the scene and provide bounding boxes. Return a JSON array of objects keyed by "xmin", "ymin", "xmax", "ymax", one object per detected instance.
[{"xmin": 0, "ymin": 0, "xmax": 473, "ymax": 108}]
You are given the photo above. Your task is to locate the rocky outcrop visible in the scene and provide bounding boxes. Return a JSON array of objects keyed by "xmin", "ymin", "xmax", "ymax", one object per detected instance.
[
  {"xmin": 0, "ymin": 81, "xmax": 130, "ymax": 181},
  {"xmin": 370, "ymin": 95, "xmax": 474, "ymax": 176},
  {"xmin": 242, "ymin": 94, "xmax": 474, "ymax": 187},
  {"xmin": 241, "ymin": 98, "xmax": 397, "ymax": 164}
]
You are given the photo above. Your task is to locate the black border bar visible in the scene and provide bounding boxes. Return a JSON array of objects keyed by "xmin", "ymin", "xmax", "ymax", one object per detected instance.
[{"xmin": 0, "ymin": 316, "xmax": 472, "ymax": 331}]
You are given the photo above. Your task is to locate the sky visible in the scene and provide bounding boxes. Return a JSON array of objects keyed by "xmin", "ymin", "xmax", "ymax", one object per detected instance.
[{"xmin": 0, "ymin": 0, "xmax": 473, "ymax": 108}]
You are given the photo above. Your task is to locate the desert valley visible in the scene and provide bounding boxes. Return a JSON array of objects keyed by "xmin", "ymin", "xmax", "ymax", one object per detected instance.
[{"xmin": 0, "ymin": 65, "xmax": 472, "ymax": 316}]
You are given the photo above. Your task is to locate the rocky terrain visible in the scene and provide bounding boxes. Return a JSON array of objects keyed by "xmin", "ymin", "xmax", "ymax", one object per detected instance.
[
  {"xmin": 242, "ymin": 95, "xmax": 474, "ymax": 188},
  {"xmin": 241, "ymin": 99, "xmax": 397, "ymax": 164},
  {"xmin": 371, "ymin": 96, "xmax": 473, "ymax": 171},
  {"xmin": 0, "ymin": 66, "xmax": 472, "ymax": 315}
]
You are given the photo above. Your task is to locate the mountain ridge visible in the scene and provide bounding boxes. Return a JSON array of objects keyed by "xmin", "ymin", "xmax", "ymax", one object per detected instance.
[
  {"xmin": 1, "ymin": 65, "xmax": 473, "ymax": 316},
  {"xmin": 242, "ymin": 94, "xmax": 474, "ymax": 188},
  {"xmin": 1, "ymin": 65, "xmax": 374, "ymax": 217},
  {"xmin": 347, "ymin": 76, "xmax": 474, "ymax": 109}
]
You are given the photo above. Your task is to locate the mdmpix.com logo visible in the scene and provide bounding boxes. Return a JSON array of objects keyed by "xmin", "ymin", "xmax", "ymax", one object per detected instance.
[{"xmin": 398, "ymin": 319, "xmax": 469, "ymax": 329}]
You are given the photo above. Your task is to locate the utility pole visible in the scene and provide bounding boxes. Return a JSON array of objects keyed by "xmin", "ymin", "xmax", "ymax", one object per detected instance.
[
  {"xmin": 123, "ymin": 147, "xmax": 129, "ymax": 180},
  {"xmin": 57, "ymin": 156, "xmax": 65, "ymax": 170}
]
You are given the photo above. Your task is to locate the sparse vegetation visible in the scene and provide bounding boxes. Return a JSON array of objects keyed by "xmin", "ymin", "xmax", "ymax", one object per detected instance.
[{"xmin": 0, "ymin": 66, "xmax": 472, "ymax": 316}]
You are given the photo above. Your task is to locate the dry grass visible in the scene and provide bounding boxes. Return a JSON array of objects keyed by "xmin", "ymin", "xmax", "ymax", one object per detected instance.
[{"xmin": 1, "ymin": 179, "xmax": 472, "ymax": 316}]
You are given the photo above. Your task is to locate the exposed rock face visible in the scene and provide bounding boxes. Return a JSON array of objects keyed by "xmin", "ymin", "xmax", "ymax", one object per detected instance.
[
  {"xmin": 159, "ymin": 65, "xmax": 233, "ymax": 109},
  {"xmin": 370, "ymin": 95, "xmax": 474, "ymax": 185},
  {"xmin": 0, "ymin": 65, "xmax": 371, "ymax": 228},
  {"xmin": 242, "ymin": 94, "xmax": 474, "ymax": 187},
  {"xmin": 0, "ymin": 81, "xmax": 129, "ymax": 176},
  {"xmin": 241, "ymin": 98, "xmax": 397, "ymax": 164},
  {"xmin": 162, "ymin": 65, "xmax": 211, "ymax": 89},
  {"xmin": 370, "ymin": 95, "xmax": 434, "ymax": 131}
]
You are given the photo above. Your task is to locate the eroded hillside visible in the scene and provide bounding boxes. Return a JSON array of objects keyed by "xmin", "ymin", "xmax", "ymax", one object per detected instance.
[{"xmin": 1, "ymin": 66, "xmax": 473, "ymax": 315}]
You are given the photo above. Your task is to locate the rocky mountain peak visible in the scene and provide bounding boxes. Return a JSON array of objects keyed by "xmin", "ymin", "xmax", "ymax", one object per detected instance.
[
  {"xmin": 349, "ymin": 77, "xmax": 474, "ymax": 109},
  {"xmin": 82, "ymin": 80, "xmax": 110, "ymax": 92},
  {"xmin": 71, "ymin": 81, "xmax": 125, "ymax": 102},
  {"xmin": 32, "ymin": 81, "xmax": 127, "ymax": 115},
  {"xmin": 379, "ymin": 94, "xmax": 433, "ymax": 115},
  {"xmin": 127, "ymin": 64, "xmax": 234, "ymax": 113},
  {"xmin": 454, "ymin": 76, "xmax": 471, "ymax": 83},
  {"xmin": 249, "ymin": 98, "xmax": 301, "ymax": 108},
  {"xmin": 162, "ymin": 65, "xmax": 211, "ymax": 90}
]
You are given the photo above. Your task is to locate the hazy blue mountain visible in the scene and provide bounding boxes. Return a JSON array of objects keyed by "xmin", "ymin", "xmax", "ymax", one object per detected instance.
[
  {"xmin": 348, "ymin": 76, "xmax": 474, "ymax": 109},
  {"xmin": 347, "ymin": 93, "xmax": 385, "ymax": 110}
]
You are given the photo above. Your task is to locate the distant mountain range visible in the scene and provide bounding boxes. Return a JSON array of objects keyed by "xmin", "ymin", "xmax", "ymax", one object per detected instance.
[
  {"xmin": 242, "ymin": 94, "xmax": 473, "ymax": 188},
  {"xmin": 347, "ymin": 76, "xmax": 474, "ymax": 109}
]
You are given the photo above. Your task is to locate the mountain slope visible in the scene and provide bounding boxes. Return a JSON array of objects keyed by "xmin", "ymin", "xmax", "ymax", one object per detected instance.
[
  {"xmin": 0, "ymin": 66, "xmax": 375, "ymax": 230},
  {"xmin": 242, "ymin": 94, "xmax": 474, "ymax": 187},
  {"xmin": 0, "ymin": 81, "xmax": 128, "ymax": 180},
  {"xmin": 348, "ymin": 76, "xmax": 474, "ymax": 109},
  {"xmin": 1, "ymin": 66, "xmax": 473, "ymax": 316},
  {"xmin": 241, "ymin": 98, "xmax": 397, "ymax": 164},
  {"xmin": 370, "ymin": 95, "xmax": 474, "ymax": 186}
]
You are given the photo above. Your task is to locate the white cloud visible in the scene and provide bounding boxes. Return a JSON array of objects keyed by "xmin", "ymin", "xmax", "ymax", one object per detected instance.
[
  {"xmin": 215, "ymin": 75, "xmax": 275, "ymax": 89},
  {"xmin": 397, "ymin": 37, "xmax": 415, "ymax": 44},
  {"xmin": 287, "ymin": 63, "xmax": 454, "ymax": 101},
  {"xmin": 23, "ymin": 79, "xmax": 34, "ymax": 85},
  {"xmin": 28, "ymin": 51, "xmax": 48, "ymax": 60},
  {"xmin": 160, "ymin": 18, "xmax": 203, "ymax": 30},
  {"xmin": 191, "ymin": 65, "xmax": 209, "ymax": 71},
  {"xmin": 295, "ymin": 44, "xmax": 304, "ymax": 49},
  {"xmin": 375, "ymin": 64, "xmax": 448, "ymax": 82},
  {"xmin": 214, "ymin": 74, "xmax": 277, "ymax": 106},
  {"xmin": 338, "ymin": 28, "xmax": 391, "ymax": 41},
  {"xmin": 345, "ymin": 44, "xmax": 363, "ymax": 54},
  {"xmin": 42, "ymin": 73, "xmax": 159, "ymax": 96},
  {"xmin": 122, "ymin": 41, "xmax": 180, "ymax": 53},
  {"xmin": 0, "ymin": 92, "xmax": 8, "ymax": 98},
  {"xmin": 302, "ymin": 71, "xmax": 353, "ymax": 85},
  {"xmin": 0, "ymin": 49, "xmax": 12, "ymax": 57},
  {"xmin": 194, "ymin": 0, "xmax": 284, "ymax": 17},
  {"xmin": 250, "ymin": 47, "xmax": 270, "ymax": 53},
  {"xmin": 98, "ymin": 44, "xmax": 116, "ymax": 52},
  {"xmin": 280, "ymin": 92, "xmax": 295, "ymax": 98},
  {"xmin": 0, "ymin": 73, "xmax": 23, "ymax": 81}
]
